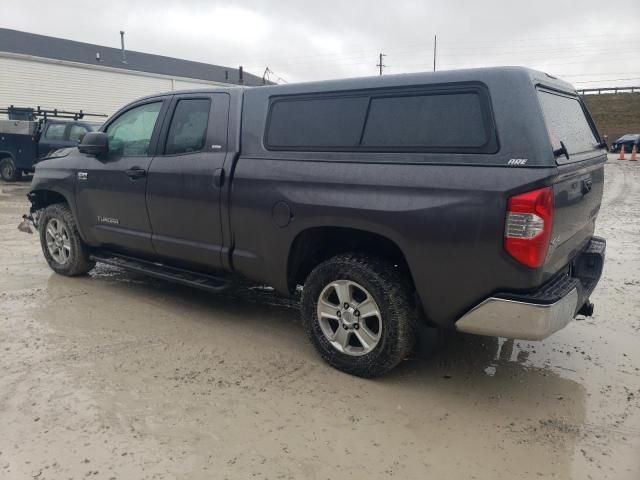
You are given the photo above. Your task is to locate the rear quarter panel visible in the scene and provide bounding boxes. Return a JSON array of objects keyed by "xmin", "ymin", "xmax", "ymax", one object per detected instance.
[{"xmin": 230, "ymin": 158, "xmax": 561, "ymax": 327}]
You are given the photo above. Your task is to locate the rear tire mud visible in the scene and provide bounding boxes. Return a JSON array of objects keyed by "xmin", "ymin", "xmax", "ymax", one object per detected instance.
[{"xmin": 301, "ymin": 253, "xmax": 417, "ymax": 377}]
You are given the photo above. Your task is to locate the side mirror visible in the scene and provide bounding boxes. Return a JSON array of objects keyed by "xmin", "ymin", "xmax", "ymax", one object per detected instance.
[{"xmin": 78, "ymin": 132, "xmax": 108, "ymax": 155}]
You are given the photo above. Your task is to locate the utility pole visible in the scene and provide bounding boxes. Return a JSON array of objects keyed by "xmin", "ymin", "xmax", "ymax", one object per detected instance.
[
  {"xmin": 376, "ymin": 52, "xmax": 386, "ymax": 76},
  {"xmin": 433, "ymin": 35, "xmax": 437, "ymax": 72}
]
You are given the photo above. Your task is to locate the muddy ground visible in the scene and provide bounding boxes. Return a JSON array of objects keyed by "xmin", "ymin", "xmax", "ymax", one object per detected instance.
[{"xmin": 1, "ymin": 157, "xmax": 639, "ymax": 480}]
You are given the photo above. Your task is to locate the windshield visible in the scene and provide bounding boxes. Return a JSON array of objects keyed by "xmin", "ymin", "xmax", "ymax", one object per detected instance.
[{"xmin": 537, "ymin": 89, "xmax": 599, "ymax": 161}]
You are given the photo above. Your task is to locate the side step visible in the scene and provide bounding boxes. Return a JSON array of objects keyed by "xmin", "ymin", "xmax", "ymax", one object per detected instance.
[{"xmin": 90, "ymin": 251, "xmax": 229, "ymax": 293}]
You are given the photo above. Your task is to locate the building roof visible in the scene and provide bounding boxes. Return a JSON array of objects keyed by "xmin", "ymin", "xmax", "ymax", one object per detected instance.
[{"xmin": 0, "ymin": 28, "xmax": 266, "ymax": 86}]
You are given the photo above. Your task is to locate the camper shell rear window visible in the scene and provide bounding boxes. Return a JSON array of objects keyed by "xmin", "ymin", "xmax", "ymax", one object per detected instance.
[
  {"xmin": 537, "ymin": 88, "xmax": 600, "ymax": 163},
  {"xmin": 264, "ymin": 84, "xmax": 498, "ymax": 154}
]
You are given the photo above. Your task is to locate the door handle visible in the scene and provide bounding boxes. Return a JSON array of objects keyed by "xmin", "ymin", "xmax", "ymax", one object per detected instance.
[
  {"xmin": 213, "ymin": 168, "xmax": 225, "ymax": 187},
  {"xmin": 126, "ymin": 167, "xmax": 147, "ymax": 180}
]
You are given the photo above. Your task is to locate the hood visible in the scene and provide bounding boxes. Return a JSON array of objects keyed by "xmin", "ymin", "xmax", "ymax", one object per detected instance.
[{"xmin": 36, "ymin": 147, "xmax": 75, "ymax": 162}]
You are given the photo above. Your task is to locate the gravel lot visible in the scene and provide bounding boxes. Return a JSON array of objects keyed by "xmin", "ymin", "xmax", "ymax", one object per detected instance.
[{"xmin": 1, "ymin": 156, "xmax": 639, "ymax": 480}]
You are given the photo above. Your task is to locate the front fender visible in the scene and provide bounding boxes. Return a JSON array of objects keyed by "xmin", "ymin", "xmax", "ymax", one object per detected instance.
[{"xmin": 29, "ymin": 159, "xmax": 86, "ymax": 241}]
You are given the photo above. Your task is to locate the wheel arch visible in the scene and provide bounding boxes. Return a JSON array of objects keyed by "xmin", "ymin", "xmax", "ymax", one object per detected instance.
[
  {"xmin": 287, "ymin": 226, "xmax": 415, "ymax": 293},
  {"xmin": 28, "ymin": 188, "xmax": 90, "ymax": 242},
  {"xmin": 29, "ymin": 189, "xmax": 69, "ymax": 211}
]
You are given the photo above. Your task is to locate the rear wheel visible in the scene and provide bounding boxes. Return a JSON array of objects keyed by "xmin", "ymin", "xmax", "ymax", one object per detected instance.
[
  {"xmin": 39, "ymin": 203, "xmax": 94, "ymax": 276},
  {"xmin": 301, "ymin": 254, "xmax": 417, "ymax": 377},
  {"xmin": 0, "ymin": 157, "xmax": 20, "ymax": 182}
]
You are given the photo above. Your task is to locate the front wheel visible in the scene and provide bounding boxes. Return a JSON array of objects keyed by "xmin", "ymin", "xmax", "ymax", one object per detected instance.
[
  {"xmin": 39, "ymin": 203, "xmax": 94, "ymax": 276},
  {"xmin": 0, "ymin": 157, "xmax": 20, "ymax": 182},
  {"xmin": 301, "ymin": 254, "xmax": 417, "ymax": 377}
]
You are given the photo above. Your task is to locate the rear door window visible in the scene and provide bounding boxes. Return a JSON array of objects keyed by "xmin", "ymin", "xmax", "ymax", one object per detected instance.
[
  {"xmin": 44, "ymin": 123, "xmax": 66, "ymax": 140},
  {"xmin": 537, "ymin": 89, "xmax": 599, "ymax": 160},
  {"xmin": 68, "ymin": 124, "xmax": 89, "ymax": 143},
  {"xmin": 165, "ymin": 98, "xmax": 211, "ymax": 155}
]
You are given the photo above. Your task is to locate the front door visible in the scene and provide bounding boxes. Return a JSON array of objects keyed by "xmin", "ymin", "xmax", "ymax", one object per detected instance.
[
  {"xmin": 75, "ymin": 99, "xmax": 168, "ymax": 256},
  {"xmin": 145, "ymin": 93, "xmax": 230, "ymax": 270}
]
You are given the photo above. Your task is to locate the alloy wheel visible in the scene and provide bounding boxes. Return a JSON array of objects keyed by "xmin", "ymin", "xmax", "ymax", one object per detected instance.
[
  {"xmin": 45, "ymin": 218, "xmax": 72, "ymax": 264},
  {"xmin": 316, "ymin": 279, "xmax": 382, "ymax": 356}
]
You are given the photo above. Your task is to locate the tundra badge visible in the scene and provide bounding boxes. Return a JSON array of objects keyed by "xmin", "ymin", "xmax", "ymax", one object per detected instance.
[{"xmin": 97, "ymin": 216, "xmax": 119, "ymax": 225}]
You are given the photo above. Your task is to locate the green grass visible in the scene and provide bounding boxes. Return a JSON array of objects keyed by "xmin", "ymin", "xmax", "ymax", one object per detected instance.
[{"xmin": 582, "ymin": 93, "xmax": 640, "ymax": 142}]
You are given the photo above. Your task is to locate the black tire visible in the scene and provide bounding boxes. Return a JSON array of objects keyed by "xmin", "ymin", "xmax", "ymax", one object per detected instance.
[
  {"xmin": 0, "ymin": 157, "xmax": 20, "ymax": 182},
  {"xmin": 301, "ymin": 253, "xmax": 417, "ymax": 377},
  {"xmin": 39, "ymin": 203, "xmax": 94, "ymax": 276}
]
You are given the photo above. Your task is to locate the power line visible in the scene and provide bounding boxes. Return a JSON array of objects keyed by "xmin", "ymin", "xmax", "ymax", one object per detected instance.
[
  {"xmin": 572, "ymin": 77, "xmax": 640, "ymax": 84},
  {"xmin": 559, "ymin": 72, "xmax": 640, "ymax": 78},
  {"xmin": 238, "ymin": 32, "xmax": 639, "ymax": 66},
  {"xmin": 243, "ymin": 46, "xmax": 637, "ymax": 71}
]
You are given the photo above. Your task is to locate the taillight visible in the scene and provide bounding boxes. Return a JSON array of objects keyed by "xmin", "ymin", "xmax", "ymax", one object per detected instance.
[{"xmin": 504, "ymin": 187, "xmax": 554, "ymax": 268}]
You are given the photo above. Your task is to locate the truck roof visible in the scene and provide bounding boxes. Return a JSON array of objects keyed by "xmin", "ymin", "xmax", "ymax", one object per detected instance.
[{"xmin": 133, "ymin": 66, "xmax": 576, "ymax": 102}]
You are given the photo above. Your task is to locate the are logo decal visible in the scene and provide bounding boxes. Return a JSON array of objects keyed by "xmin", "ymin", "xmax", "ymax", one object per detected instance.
[{"xmin": 508, "ymin": 158, "xmax": 529, "ymax": 166}]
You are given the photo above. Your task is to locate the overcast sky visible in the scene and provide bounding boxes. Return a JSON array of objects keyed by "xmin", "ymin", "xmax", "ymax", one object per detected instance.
[{"xmin": 2, "ymin": 0, "xmax": 639, "ymax": 87}]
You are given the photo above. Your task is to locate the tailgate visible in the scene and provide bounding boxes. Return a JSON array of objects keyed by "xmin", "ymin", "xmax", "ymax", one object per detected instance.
[
  {"xmin": 546, "ymin": 158, "xmax": 604, "ymax": 274},
  {"xmin": 536, "ymin": 88, "xmax": 606, "ymax": 275}
]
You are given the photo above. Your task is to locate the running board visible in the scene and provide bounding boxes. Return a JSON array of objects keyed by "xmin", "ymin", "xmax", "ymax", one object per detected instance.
[{"xmin": 90, "ymin": 251, "xmax": 229, "ymax": 292}]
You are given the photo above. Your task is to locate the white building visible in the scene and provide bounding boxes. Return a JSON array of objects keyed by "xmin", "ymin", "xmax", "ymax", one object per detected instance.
[{"xmin": 0, "ymin": 28, "xmax": 265, "ymax": 119}]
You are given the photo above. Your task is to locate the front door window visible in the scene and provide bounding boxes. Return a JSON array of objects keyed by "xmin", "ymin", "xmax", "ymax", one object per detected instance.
[{"xmin": 106, "ymin": 102, "xmax": 162, "ymax": 157}]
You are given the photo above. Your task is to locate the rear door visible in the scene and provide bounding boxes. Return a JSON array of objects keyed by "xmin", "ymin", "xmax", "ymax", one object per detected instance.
[
  {"xmin": 537, "ymin": 87, "xmax": 606, "ymax": 273},
  {"xmin": 75, "ymin": 98, "xmax": 169, "ymax": 256},
  {"xmin": 38, "ymin": 122, "xmax": 68, "ymax": 157},
  {"xmin": 145, "ymin": 93, "xmax": 230, "ymax": 270}
]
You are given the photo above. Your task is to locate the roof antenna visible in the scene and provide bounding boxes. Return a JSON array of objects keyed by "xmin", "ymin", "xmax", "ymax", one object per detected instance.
[{"xmin": 120, "ymin": 31, "xmax": 127, "ymax": 64}]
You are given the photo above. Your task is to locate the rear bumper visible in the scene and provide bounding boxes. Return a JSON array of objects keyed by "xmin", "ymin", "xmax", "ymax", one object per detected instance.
[{"xmin": 455, "ymin": 236, "xmax": 606, "ymax": 340}]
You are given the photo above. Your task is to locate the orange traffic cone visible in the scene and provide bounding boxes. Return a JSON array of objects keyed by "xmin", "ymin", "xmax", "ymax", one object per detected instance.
[
  {"xmin": 619, "ymin": 145, "xmax": 626, "ymax": 160},
  {"xmin": 631, "ymin": 144, "xmax": 638, "ymax": 161}
]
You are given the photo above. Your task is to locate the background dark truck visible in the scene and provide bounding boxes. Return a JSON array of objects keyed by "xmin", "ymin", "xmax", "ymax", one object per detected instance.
[
  {"xmin": 0, "ymin": 107, "xmax": 102, "ymax": 181},
  {"xmin": 25, "ymin": 67, "xmax": 606, "ymax": 377}
]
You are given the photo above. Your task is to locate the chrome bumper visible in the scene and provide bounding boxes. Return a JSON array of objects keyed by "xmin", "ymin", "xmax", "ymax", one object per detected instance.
[
  {"xmin": 456, "ymin": 236, "xmax": 605, "ymax": 341},
  {"xmin": 455, "ymin": 288, "xmax": 579, "ymax": 340}
]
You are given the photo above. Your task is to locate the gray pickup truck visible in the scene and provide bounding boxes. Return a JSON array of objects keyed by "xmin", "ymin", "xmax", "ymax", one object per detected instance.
[{"xmin": 24, "ymin": 67, "xmax": 606, "ymax": 377}]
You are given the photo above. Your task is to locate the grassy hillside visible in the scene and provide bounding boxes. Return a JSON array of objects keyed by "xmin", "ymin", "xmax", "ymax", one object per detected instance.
[{"xmin": 582, "ymin": 93, "xmax": 640, "ymax": 142}]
